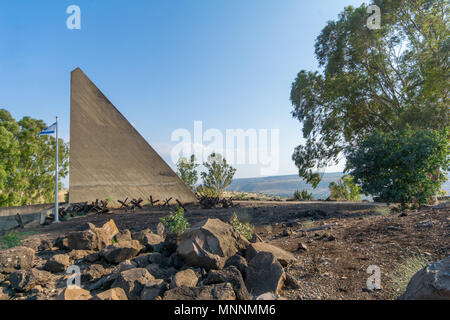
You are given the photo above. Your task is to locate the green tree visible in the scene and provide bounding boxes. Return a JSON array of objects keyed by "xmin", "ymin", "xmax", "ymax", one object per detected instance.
[
  {"xmin": 290, "ymin": 0, "xmax": 449, "ymax": 187},
  {"xmin": 346, "ymin": 128, "xmax": 449, "ymax": 207},
  {"xmin": 0, "ymin": 109, "xmax": 69, "ymax": 207},
  {"xmin": 176, "ymin": 154, "xmax": 199, "ymax": 191},
  {"xmin": 200, "ymin": 153, "xmax": 237, "ymax": 198},
  {"xmin": 328, "ymin": 175, "xmax": 362, "ymax": 201}
]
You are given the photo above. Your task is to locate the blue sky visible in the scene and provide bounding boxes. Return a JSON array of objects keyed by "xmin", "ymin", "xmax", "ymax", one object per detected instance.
[{"xmin": 0, "ymin": 0, "xmax": 367, "ymax": 182}]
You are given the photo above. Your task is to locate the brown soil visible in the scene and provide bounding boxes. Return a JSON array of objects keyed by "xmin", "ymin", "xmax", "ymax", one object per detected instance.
[{"xmin": 21, "ymin": 200, "xmax": 450, "ymax": 300}]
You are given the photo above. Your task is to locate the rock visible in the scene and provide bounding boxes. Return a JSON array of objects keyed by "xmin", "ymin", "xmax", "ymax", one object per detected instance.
[
  {"xmin": 204, "ymin": 266, "xmax": 250, "ymax": 300},
  {"xmin": 67, "ymin": 219, "xmax": 119, "ymax": 251},
  {"xmin": 163, "ymin": 282, "xmax": 236, "ymax": 300},
  {"xmin": 131, "ymin": 253, "xmax": 152, "ymax": 268},
  {"xmin": 255, "ymin": 292, "xmax": 286, "ymax": 300},
  {"xmin": 245, "ymin": 252, "xmax": 285, "ymax": 296},
  {"xmin": 284, "ymin": 272, "xmax": 301, "ymax": 289},
  {"xmin": 297, "ymin": 242, "xmax": 308, "ymax": 252},
  {"xmin": 68, "ymin": 250, "xmax": 96, "ymax": 261},
  {"xmin": 157, "ymin": 222, "xmax": 165, "ymax": 237},
  {"xmin": 148, "ymin": 252, "xmax": 170, "ymax": 267},
  {"xmin": 146, "ymin": 264, "xmax": 177, "ymax": 280},
  {"xmin": 9, "ymin": 269, "xmax": 53, "ymax": 292},
  {"xmin": 399, "ymin": 256, "xmax": 450, "ymax": 300},
  {"xmin": 115, "ymin": 260, "xmax": 138, "ymax": 272},
  {"xmin": 101, "ymin": 240, "xmax": 144, "ymax": 264},
  {"xmin": 170, "ymin": 269, "xmax": 199, "ymax": 288},
  {"xmin": 246, "ymin": 242, "xmax": 297, "ymax": 267},
  {"xmin": 416, "ymin": 220, "xmax": 434, "ymax": 228},
  {"xmin": 38, "ymin": 239, "xmax": 54, "ymax": 251},
  {"xmin": 140, "ymin": 279, "xmax": 166, "ymax": 300},
  {"xmin": 92, "ymin": 287, "xmax": 128, "ymax": 300},
  {"xmin": 168, "ymin": 252, "xmax": 184, "ymax": 269},
  {"xmin": 0, "ymin": 246, "xmax": 35, "ymax": 273},
  {"xmin": 112, "ymin": 268, "xmax": 155, "ymax": 300},
  {"xmin": 132, "ymin": 229, "xmax": 164, "ymax": 252},
  {"xmin": 114, "ymin": 229, "xmax": 132, "ymax": 243},
  {"xmin": 19, "ymin": 238, "xmax": 42, "ymax": 251},
  {"xmin": 0, "ymin": 286, "xmax": 12, "ymax": 300},
  {"xmin": 57, "ymin": 287, "xmax": 92, "ymax": 300},
  {"xmin": 224, "ymin": 254, "xmax": 248, "ymax": 277},
  {"xmin": 281, "ymin": 229, "xmax": 292, "ymax": 237},
  {"xmin": 177, "ymin": 219, "xmax": 250, "ymax": 270},
  {"xmin": 81, "ymin": 264, "xmax": 108, "ymax": 283},
  {"xmin": 163, "ymin": 233, "xmax": 181, "ymax": 253},
  {"xmin": 54, "ymin": 236, "xmax": 69, "ymax": 250},
  {"xmin": 44, "ymin": 254, "xmax": 71, "ymax": 273}
]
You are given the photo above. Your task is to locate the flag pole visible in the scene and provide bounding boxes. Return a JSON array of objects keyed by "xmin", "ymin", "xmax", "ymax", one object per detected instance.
[{"xmin": 54, "ymin": 116, "xmax": 59, "ymax": 223}]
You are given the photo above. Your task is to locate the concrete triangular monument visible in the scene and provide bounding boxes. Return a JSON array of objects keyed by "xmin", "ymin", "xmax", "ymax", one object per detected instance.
[{"xmin": 69, "ymin": 68, "xmax": 197, "ymax": 205}]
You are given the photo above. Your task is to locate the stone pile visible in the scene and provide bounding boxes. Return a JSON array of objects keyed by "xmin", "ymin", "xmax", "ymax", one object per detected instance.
[{"xmin": 0, "ymin": 218, "xmax": 298, "ymax": 300}]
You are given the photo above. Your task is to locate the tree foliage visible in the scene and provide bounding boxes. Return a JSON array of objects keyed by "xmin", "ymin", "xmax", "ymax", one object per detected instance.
[
  {"xmin": 346, "ymin": 128, "xmax": 449, "ymax": 206},
  {"xmin": 200, "ymin": 153, "xmax": 237, "ymax": 198},
  {"xmin": 328, "ymin": 175, "xmax": 362, "ymax": 201},
  {"xmin": 290, "ymin": 0, "xmax": 449, "ymax": 186},
  {"xmin": 0, "ymin": 109, "xmax": 69, "ymax": 207},
  {"xmin": 176, "ymin": 154, "xmax": 199, "ymax": 191}
]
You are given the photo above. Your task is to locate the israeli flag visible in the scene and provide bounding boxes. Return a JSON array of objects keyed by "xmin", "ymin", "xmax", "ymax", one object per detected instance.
[{"xmin": 39, "ymin": 122, "xmax": 57, "ymax": 136}]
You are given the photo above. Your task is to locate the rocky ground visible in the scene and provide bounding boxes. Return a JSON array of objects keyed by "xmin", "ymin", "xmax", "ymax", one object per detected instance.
[{"xmin": 0, "ymin": 200, "xmax": 448, "ymax": 300}]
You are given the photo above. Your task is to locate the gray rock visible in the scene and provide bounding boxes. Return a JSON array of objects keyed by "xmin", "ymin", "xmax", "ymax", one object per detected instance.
[
  {"xmin": 44, "ymin": 254, "xmax": 71, "ymax": 273},
  {"xmin": 204, "ymin": 266, "xmax": 250, "ymax": 300},
  {"xmin": 101, "ymin": 240, "xmax": 143, "ymax": 264},
  {"xmin": 131, "ymin": 253, "xmax": 152, "ymax": 268},
  {"xmin": 0, "ymin": 246, "xmax": 35, "ymax": 273},
  {"xmin": 132, "ymin": 229, "xmax": 164, "ymax": 252},
  {"xmin": 224, "ymin": 254, "xmax": 248, "ymax": 278},
  {"xmin": 146, "ymin": 263, "xmax": 177, "ymax": 280},
  {"xmin": 163, "ymin": 282, "xmax": 236, "ymax": 300},
  {"xmin": 246, "ymin": 242, "xmax": 297, "ymax": 267},
  {"xmin": 112, "ymin": 268, "xmax": 155, "ymax": 300},
  {"xmin": 67, "ymin": 219, "xmax": 119, "ymax": 251},
  {"xmin": 177, "ymin": 219, "xmax": 250, "ymax": 270},
  {"xmin": 81, "ymin": 264, "xmax": 108, "ymax": 283},
  {"xmin": 170, "ymin": 269, "xmax": 198, "ymax": 288},
  {"xmin": 399, "ymin": 256, "xmax": 450, "ymax": 300},
  {"xmin": 9, "ymin": 269, "xmax": 53, "ymax": 292},
  {"xmin": 114, "ymin": 229, "xmax": 132, "ymax": 243},
  {"xmin": 245, "ymin": 252, "xmax": 285, "ymax": 296},
  {"xmin": 140, "ymin": 279, "xmax": 166, "ymax": 300}
]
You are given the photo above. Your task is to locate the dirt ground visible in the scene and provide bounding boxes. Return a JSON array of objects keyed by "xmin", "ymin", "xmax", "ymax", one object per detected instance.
[{"xmin": 18, "ymin": 200, "xmax": 450, "ymax": 300}]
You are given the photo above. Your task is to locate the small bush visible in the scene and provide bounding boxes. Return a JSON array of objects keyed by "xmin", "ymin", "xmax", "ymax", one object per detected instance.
[
  {"xmin": 159, "ymin": 207, "xmax": 190, "ymax": 234},
  {"xmin": 293, "ymin": 189, "xmax": 314, "ymax": 201},
  {"xmin": 230, "ymin": 212, "xmax": 254, "ymax": 240},
  {"xmin": 329, "ymin": 175, "xmax": 362, "ymax": 201}
]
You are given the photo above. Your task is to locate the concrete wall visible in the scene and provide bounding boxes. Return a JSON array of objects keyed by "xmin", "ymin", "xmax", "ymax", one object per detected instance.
[
  {"xmin": 0, "ymin": 204, "xmax": 54, "ymax": 232},
  {"xmin": 69, "ymin": 68, "xmax": 197, "ymax": 204}
]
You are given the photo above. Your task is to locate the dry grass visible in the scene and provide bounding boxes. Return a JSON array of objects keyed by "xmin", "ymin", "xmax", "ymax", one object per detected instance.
[{"xmin": 386, "ymin": 252, "xmax": 430, "ymax": 298}]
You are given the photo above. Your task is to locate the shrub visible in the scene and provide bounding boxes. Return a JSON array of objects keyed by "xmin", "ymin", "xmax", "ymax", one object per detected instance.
[
  {"xmin": 230, "ymin": 212, "xmax": 254, "ymax": 240},
  {"xmin": 196, "ymin": 185, "xmax": 219, "ymax": 198},
  {"xmin": 0, "ymin": 230, "xmax": 35, "ymax": 249},
  {"xmin": 346, "ymin": 128, "xmax": 449, "ymax": 208},
  {"xmin": 293, "ymin": 189, "xmax": 314, "ymax": 201},
  {"xmin": 200, "ymin": 153, "xmax": 237, "ymax": 198},
  {"xmin": 328, "ymin": 175, "xmax": 362, "ymax": 201},
  {"xmin": 159, "ymin": 207, "xmax": 190, "ymax": 234},
  {"xmin": 176, "ymin": 155, "xmax": 199, "ymax": 191}
]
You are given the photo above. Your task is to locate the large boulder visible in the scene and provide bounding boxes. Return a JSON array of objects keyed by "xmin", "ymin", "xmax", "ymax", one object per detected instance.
[
  {"xmin": 44, "ymin": 254, "xmax": 71, "ymax": 273},
  {"xmin": 170, "ymin": 269, "xmax": 199, "ymax": 289},
  {"xmin": 0, "ymin": 246, "xmax": 35, "ymax": 273},
  {"xmin": 9, "ymin": 269, "xmax": 53, "ymax": 292},
  {"xmin": 399, "ymin": 256, "xmax": 450, "ymax": 300},
  {"xmin": 245, "ymin": 252, "xmax": 285, "ymax": 296},
  {"xmin": 177, "ymin": 219, "xmax": 250, "ymax": 270},
  {"xmin": 204, "ymin": 266, "xmax": 250, "ymax": 300},
  {"xmin": 246, "ymin": 242, "xmax": 297, "ymax": 267},
  {"xmin": 163, "ymin": 282, "xmax": 236, "ymax": 300},
  {"xmin": 225, "ymin": 254, "xmax": 248, "ymax": 278},
  {"xmin": 101, "ymin": 240, "xmax": 144, "ymax": 264},
  {"xmin": 92, "ymin": 287, "xmax": 128, "ymax": 300},
  {"xmin": 112, "ymin": 268, "xmax": 155, "ymax": 300},
  {"xmin": 67, "ymin": 219, "xmax": 119, "ymax": 251},
  {"xmin": 57, "ymin": 287, "xmax": 92, "ymax": 300}
]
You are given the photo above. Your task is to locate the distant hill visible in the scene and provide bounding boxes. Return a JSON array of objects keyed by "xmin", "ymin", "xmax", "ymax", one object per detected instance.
[{"xmin": 228, "ymin": 172, "xmax": 450, "ymax": 200}]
